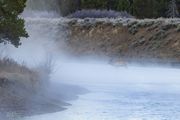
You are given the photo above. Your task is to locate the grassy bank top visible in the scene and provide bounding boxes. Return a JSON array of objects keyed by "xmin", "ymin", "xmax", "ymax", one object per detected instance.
[{"xmin": 67, "ymin": 18, "xmax": 180, "ymax": 28}]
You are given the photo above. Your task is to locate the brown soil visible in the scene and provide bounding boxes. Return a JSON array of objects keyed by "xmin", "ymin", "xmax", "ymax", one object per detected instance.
[{"xmin": 66, "ymin": 18, "xmax": 180, "ymax": 65}]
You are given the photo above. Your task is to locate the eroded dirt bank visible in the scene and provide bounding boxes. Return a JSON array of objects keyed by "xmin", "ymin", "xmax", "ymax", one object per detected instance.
[{"xmin": 65, "ymin": 18, "xmax": 180, "ymax": 65}]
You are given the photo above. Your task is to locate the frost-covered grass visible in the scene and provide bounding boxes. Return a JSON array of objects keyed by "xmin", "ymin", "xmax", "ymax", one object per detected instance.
[
  {"xmin": 67, "ymin": 17, "xmax": 180, "ymax": 26},
  {"xmin": 67, "ymin": 17, "xmax": 180, "ymax": 35}
]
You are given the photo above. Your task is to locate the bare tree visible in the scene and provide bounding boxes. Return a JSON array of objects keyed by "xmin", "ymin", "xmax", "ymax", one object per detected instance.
[{"xmin": 167, "ymin": 0, "xmax": 179, "ymax": 18}]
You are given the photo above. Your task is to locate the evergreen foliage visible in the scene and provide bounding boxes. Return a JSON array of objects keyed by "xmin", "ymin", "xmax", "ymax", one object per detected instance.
[
  {"xmin": 116, "ymin": 0, "xmax": 130, "ymax": 12},
  {"xmin": 60, "ymin": 0, "xmax": 81, "ymax": 16},
  {"xmin": 0, "ymin": 0, "xmax": 28, "ymax": 47},
  {"xmin": 133, "ymin": 0, "xmax": 159, "ymax": 18},
  {"xmin": 79, "ymin": 0, "xmax": 180, "ymax": 18},
  {"xmin": 167, "ymin": 0, "xmax": 179, "ymax": 18}
]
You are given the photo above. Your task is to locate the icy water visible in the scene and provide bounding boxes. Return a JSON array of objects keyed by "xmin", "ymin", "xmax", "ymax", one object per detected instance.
[{"xmin": 23, "ymin": 62, "xmax": 180, "ymax": 120}]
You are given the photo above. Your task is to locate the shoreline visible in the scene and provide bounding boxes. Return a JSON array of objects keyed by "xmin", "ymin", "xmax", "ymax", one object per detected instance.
[{"xmin": 0, "ymin": 83, "xmax": 89, "ymax": 119}]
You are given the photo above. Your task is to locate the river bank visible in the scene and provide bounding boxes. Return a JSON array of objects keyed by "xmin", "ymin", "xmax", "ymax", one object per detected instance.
[
  {"xmin": 64, "ymin": 18, "xmax": 180, "ymax": 66},
  {"xmin": 0, "ymin": 58, "xmax": 88, "ymax": 119}
]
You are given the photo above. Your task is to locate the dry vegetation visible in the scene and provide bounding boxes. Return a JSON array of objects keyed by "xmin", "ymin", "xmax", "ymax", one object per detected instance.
[
  {"xmin": 0, "ymin": 56, "xmax": 86, "ymax": 117},
  {"xmin": 66, "ymin": 18, "xmax": 180, "ymax": 65},
  {"xmin": 0, "ymin": 57, "xmax": 52, "ymax": 116},
  {"xmin": 0, "ymin": 58, "xmax": 39, "ymax": 89}
]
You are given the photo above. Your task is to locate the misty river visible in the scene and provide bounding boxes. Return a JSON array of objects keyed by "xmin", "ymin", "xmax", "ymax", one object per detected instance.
[
  {"xmin": 2, "ymin": 0, "xmax": 180, "ymax": 120},
  {"xmin": 24, "ymin": 61, "xmax": 180, "ymax": 120}
]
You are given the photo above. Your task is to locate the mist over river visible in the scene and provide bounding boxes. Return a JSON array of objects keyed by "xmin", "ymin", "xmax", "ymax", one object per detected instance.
[
  {"xmin": 23, "ymin": 60, "xmax": 180, "ymax": 120},
  {"xmin": 2, "ymin": 0, "xmax": 180, "ymax": 120}
]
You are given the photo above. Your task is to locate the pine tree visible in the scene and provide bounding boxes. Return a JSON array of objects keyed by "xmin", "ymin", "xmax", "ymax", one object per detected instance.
[
  {"xmin": 167, "ymin": 0, "xmax": 179, "ymax": 18},
  {"xmin": 116, "ymin": 0, "xmax": 130, "ymax": 12},
  {"xmin": 0, "ymin": 0, "xmax": 28, "ymax": 47},
  {"xmin": 133, "ymin": 0, "xmax": 159, "ymax": 18}
]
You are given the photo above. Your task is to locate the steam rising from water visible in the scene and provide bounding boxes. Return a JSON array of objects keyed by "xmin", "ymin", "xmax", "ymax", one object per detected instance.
[
  {"xmin": 3, "ymin": 18, "xmax": 66, "ymax": 66},
  {"xmin": 52, "ymin": 59, "xmax": 180, "ymax": 95},
  {"xmin": 3, "ymin": 0, "xmax": 180, "ymax": 102},
  {"xmin": 25, "ymin": 60, "xmax": 180, "ymax": 120},
  {"xmin": 1, "ymin": 1, "xmax": 180, "ymax": 120},
  {"xmin": 23, "ymin": 0, "xmax": 61, "ymax": 18},
  {"xmin": 54, "ymin": 61, "xmax": 180, "ymax": 85}
]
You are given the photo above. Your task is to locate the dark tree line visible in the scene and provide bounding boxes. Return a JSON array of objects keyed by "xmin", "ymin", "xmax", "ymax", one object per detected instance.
[{"xmin": 79, "ymin": 0, "xmax": 180, "ymax": 18}]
